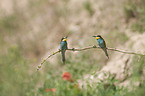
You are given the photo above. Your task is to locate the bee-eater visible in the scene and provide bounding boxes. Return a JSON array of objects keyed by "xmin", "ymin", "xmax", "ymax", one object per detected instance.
[
  {"xmin": 60, "ymin": 36, "xmax": 68, "ymax": 64},
  {"xmin": 92, "ymin": 35, "xmax": 109, "ymax": 59}
]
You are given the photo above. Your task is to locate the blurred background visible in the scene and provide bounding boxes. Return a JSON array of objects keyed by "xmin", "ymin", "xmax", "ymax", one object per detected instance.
[{"xmin": 0, "ymin": 0, "xmax": 145, "ymax": 96}]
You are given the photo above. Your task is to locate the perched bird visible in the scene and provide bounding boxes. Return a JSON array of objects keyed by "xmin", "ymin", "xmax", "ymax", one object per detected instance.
[
  {"xmin": 92, "ymin": 35, "xmax": 109, "ymax": 59},
  {"xmin": 60, "ymin": 36, "xmax": 68, "ymax": 64}
]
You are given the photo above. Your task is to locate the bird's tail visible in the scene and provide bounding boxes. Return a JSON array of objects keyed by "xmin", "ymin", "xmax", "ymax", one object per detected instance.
[
  {"xmin": 102, "ymin": 48, "xmax": 109, "ymax": 59},
  {"xmin": 61, "ymin": 50, "xmax": 65, "ymax": 64}
]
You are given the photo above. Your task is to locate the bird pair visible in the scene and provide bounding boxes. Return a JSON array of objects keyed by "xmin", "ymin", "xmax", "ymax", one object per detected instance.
[{"xmin": 60, "ymin": 35, "xmax": 109, "ymax": 64}]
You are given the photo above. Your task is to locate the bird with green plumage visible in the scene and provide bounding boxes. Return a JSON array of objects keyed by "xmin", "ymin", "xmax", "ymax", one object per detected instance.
[
  {"xmin": 93, "ymin": 35, "xmax": 109, "ymax": 59},
  {"xmin": 60, "ymin": 36, "xmax": 68, "ymax": 64}
]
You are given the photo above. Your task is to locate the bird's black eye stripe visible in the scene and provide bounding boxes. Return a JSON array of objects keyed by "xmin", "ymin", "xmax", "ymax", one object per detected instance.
[{"xmin": 61, "ymin": 38, "xmax": 64, "ymax": 41}]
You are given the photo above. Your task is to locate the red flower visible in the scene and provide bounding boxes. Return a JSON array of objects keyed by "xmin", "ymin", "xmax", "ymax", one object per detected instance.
[
  {"xmin": 62, "ymin": 72, "xmax": 74, "ymax": 82},
  {"xmin": 46, "ymin": 88, "xmax": 50, "ymax": 92},
  {"xmin": 46, "ymin": 88, "xmax": 56, "ymax": 93},
  {"xmin": 62, "ymin": 72, "xmax": 71, "ymax": 79},
  {"xmin": 50, "ymin": 88, "xmax": 56, "ymax": 92}
]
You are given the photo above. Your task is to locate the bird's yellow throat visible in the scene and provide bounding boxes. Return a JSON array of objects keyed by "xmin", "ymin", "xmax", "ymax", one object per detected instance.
[
  {"xmin": 63, "ymin": 39, "xmax": 67, "ymax": 41},
  {"xmin": 96, "ymin": 37, "xmax": 100, "ymax": 40}
]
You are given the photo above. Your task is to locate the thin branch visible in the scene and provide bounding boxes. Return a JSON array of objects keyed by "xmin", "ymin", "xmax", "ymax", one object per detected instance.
[
  {"xmin": 37, "ymin": 45, "xmax": 145, "ymax": 70},
  {"xmin": 37, "ymin": 50, "xmax": 61, "ymax": 70}
]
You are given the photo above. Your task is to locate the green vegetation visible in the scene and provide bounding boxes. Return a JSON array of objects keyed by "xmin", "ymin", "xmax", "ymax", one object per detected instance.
[
  {"xmin": 130, "ymin": 56, "xmax": 145, "ymax": 82},
  {"xmin": 83, "ymin": 0, "xmax": 94, "ymax": 16},
  {"xmin": 36, "ymin": 53, "xmax": 126, "ymax": 96},
  {"xmin": 124, "ymin": 0, "xmax": 145, "ymax": 33},
  {"xmin": 124, "ymin": 81, "xmax": 145, "ymax": 96},
  {"xmin": 124, "ymin": 56, "xmax": 145, "ymax": 96},
  {"xmin": 0, "ymin": 46, "xmax": 41, "ymax": 96},
  {"xmin": 35, "ymin": 55, "xmax": 144, "ymax": 96}
]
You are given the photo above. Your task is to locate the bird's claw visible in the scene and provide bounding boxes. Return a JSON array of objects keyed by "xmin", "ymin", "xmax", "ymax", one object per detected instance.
[{"xmin": 72, "ymin": 48, "xmax": 75, "ymax": 51}]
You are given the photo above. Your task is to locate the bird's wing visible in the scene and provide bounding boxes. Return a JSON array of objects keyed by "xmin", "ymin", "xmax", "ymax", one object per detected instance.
[{"xmin": 101, "ymin": 37, "xmax": 107, "ymax": 48}]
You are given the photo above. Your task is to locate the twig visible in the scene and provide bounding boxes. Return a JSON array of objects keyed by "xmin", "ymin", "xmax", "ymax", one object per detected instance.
[
  {"xmin": 37, "ymin": 45, "xmax": 145, "ymax": 70},
  {"xmin": 37, "ymin": 50, "xmax": 60, "ymax": 70},
  {"xmin": 108, "ymin": 48, "xmax": 145, "ymax": 56}
]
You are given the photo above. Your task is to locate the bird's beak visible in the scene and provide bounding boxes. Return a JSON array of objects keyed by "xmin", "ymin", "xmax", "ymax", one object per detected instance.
[{"xmin": 92, "ymin": 36, "xmax": 100, "ymax": 39}]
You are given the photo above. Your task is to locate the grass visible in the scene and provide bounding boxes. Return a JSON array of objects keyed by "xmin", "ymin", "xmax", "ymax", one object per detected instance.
[
  {"xmin": 124, "ymin": 81, "xmax": 145, "ymax": 96},
  {"xmin": 37, "ymin": 63, "xmax": 125, "ymax": 96},
  {"xmin": 130, "ymin": 56, "xmax": 145, "ymax": 82},
  {"xmin": 124, "ymin": 56, "xmax": 145, "ymax": 96},
  {"xmin": 0, "ymin": 45, "xmax": 41, "ymax": 96}
]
